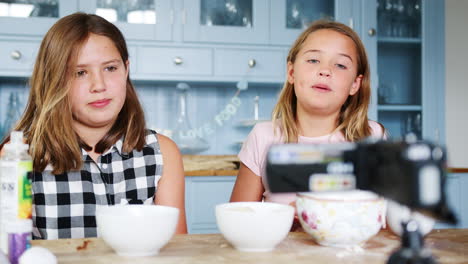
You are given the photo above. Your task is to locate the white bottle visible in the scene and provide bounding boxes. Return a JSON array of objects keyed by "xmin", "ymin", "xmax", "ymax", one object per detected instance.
[{"xmin": 0, "ymin": 131, "xmax": 33, "ymax": 255}]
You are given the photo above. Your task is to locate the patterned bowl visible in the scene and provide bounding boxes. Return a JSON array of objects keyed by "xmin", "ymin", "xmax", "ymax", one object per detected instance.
[{"xmin": 296, "ymin": 190, "xmax": 386, "ymax": 247}]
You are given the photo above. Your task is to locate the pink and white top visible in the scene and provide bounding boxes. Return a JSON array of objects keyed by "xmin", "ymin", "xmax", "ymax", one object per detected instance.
[{"xmin": 238, "ymin": 120, "xmax": 386, "ymax": 205}]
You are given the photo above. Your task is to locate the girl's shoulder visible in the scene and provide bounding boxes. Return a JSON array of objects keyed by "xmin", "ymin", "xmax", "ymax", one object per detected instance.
[
  {"xmin": 144, "ymin": 129, "xmax": 161, "ymax": 150},
  {"xmin": 245, "ymin": 121, "xmax": 282, "ymax": 147},
  {"xmin": 251, "ymin": 121, "xmax": 282, "ymax": 140},
  {"xmin": 146, "ymin": 129, "xmax": 181, "ymax": 156},
  {"xmin": 368, "ymin": 120, "xmax": 386, "ymax": 139},
  {"xmin": 252, "ymin": 121, "xmax": 275, "ymax": 134}
]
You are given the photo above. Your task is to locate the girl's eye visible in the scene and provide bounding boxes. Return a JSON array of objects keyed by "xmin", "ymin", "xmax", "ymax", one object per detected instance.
[
  {"xmin": 336, "ymin": 64, "xmax": 348, "ymax": 70},
  {"xmin": 106, "ymin": 66, "xmax": 118, "ymax": 72},
  {"xmin": 307, "ymin": 59, "xmax": 319, "ymax": 64},
  {"xmin": 75, "ymin": 70, "xmax": 86, "ymax": 78}
]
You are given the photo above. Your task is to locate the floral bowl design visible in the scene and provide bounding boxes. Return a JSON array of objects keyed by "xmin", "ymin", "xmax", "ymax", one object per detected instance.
[{"xmin": 296, "ymin": 190, "xmax": 386, "ymax": 247}]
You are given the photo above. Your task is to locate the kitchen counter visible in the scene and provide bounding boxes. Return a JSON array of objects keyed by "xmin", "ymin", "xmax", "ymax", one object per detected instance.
[
  {"xmin": 183, "ymin": 155, "xmax": 239, "ymax": 176},
  {"xmin": 185, "ymin": 169, "xmax": 238, "ymax": 176},
  {"xmin": 181, "ymin": 155, "xmax": 467, "ymax": 177},
  {"xmin": 31, "ymin": 229, "xmax": 467, "ymax": 263},
  {"xmin": 185, "ymin": 168, "xmax": 468, "ymax": 177},
  {"xmin": 448, "ymin": 168, "xmax": 468, "ymax": 173}
]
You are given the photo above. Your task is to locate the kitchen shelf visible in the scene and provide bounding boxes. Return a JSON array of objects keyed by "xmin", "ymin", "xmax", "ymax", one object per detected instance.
[
  {"xmin": 378, "ymin": 37, "xmax": 422, "ymax": 44},
  {"xmin": 236, "ymin": 119, "xmax": 270, "ymax": 127},
  {"xmin": 378, "ymin": 105, "xmax": 422, "ymax": 111}
]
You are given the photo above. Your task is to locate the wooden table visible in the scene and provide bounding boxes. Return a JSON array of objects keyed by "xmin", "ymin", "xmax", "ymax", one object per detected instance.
[{"xmin": 32, "ymin": 229, "xmax": 468, "ymax": 264}]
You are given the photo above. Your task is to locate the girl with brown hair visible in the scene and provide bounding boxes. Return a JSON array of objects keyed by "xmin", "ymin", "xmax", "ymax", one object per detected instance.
[
  {"xmin": 1, "ymin": 13, "xmax": 187, "ymax": 239},
  {"xmin": 231, "ymin": 20, "xmax": 386, "ymax": 205}
]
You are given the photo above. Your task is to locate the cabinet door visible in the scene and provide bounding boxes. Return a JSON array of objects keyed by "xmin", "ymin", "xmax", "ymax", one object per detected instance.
[
  {"xmin": 269, "ymin": 0, "xmax": 356, "ymax": 46},
  {"xmin": 78, "ymin": 0, "xmax": 172, "ymax": 41},
  {"xmin": 185, "ymin": 176, "xmax": 236, "ymax": 234},
  {"xmin": 434, "ymin": 173, "xmax": 468, "ymax": 229},
  {"xmin": 214, "ymin": 48, "xmax": 284, "ymax": 82},
  {"xmin": 183, "ymin": 0, "xmax": 269, "ymax": 44},
  {"xmin": 362, "ymin": 0, "xmax": 444, "ymax": 142},
  {"xmin": 0, "ymin": 0, "xmax": 77, "ymax": 36},
  {"xmin": 0, "ymin": 40, "xmax": 40, "ymax": 77},
  {"xmin": 136, "ymin": 46, "xmax": 213, "ymax": 80}
]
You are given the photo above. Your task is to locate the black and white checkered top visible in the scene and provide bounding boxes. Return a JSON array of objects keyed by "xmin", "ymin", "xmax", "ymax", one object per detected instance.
[{"xmin": 31, "ymin": 130, "xmax": 163, "ymax": 240}]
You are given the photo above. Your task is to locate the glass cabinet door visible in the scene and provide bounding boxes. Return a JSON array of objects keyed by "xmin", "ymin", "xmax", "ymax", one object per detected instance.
[
  {"xmin": 78, "ymin": 0, "xmax": 172, "ymax": 41},
  {"xmin": 0, "ymin": 0, "xmax": 77, "ymax": 36},
  {"xmin": 376, "ymin": 0, "xmax": 423, "ymax": 139},
  {"xmin": 183, "ymin": 0, "xmax": 269, "ymax": 44},
  {"xmin": 364, "ymin": 0, "xmax": 444, "ymax": 142},
  {"xmin": 270, "ymin": 0, "xmax": 357, "ymax": 46}
]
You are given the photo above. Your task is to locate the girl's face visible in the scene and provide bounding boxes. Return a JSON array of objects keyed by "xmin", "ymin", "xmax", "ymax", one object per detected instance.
[
  {"xmin": 287, "ymin": 29, "xmax": 362, "ymax": 117},
  {"xmin": 69, "ymin": 33, "xmax": 128, "ymax": 132}
]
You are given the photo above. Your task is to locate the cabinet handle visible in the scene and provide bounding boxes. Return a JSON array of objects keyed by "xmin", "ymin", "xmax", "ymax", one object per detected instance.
[
  {"xmin": 248, "ymin": 59, "xmax": 256, "ymax": 68},
  {"xmin": 368, "ymin": 28, "xmax": 376, "ymax": 36},
  {"xmin": 173, "ymin": 57, "xmax": 183, "ymax": 65},
  {"xmin": 11, "ymin": 50, "xmax": 22, "ymax": 60}
]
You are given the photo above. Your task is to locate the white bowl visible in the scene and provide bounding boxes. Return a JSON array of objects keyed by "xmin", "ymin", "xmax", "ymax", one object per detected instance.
[
  {"xmin": 96, "ymin": 205, "xmax": 179, "ymax": 256},
  {"xmin": 296, "ymin": 190, "xmax": 386, "ymax": 247},
  {"xmin": 216, "ymin": 202, "xmax": 294, "ymax": 252},
  {"xmin": 386, "ymin": 200, "xmax": 435, "ymax": 236}
]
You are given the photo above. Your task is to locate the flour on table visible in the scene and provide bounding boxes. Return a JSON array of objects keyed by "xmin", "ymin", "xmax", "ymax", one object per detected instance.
[{"xmin": 335, "ymin": 245, "xmax": 365, "ymax": 258}]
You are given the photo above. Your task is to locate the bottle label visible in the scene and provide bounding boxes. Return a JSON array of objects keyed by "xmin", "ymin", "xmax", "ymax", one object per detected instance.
[
  {"xmin": 0, "ymin": 160, "xmax": 33, "ymax": 220},
  {"xmin": 18, "ymin": 161, "xmax": 33, "ymax": 219}
]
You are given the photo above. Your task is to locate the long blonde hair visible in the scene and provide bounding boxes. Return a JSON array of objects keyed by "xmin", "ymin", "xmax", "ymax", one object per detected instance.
[
  {"xmin": 5, "ymin": 13, "xmax": 146, "ymax": 174},
  {"xmin": 272, "ymin": 20, "xmax": 374, "ymax": 143}
]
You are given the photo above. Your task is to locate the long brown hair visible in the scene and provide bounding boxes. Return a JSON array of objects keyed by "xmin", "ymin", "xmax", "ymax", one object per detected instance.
[
  {"xmin": 7, "ymin": 13, "xmax": 146, "ymax": 174},
  {"xmin": 272, "ymin": 20, "xmax": 374, "ymax": 143}
]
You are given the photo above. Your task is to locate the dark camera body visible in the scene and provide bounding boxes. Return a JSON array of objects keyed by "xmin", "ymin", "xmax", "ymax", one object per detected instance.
[{"xmin": 266, "ymin": 140, "xmax": 456, "ymax": 223}]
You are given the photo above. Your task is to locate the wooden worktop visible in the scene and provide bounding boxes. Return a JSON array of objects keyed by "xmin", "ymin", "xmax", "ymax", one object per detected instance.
[
  {"xmin": 181, "ymin": 155, "xmax": 468, "ymax": 177},
  {"xmin": 448, "ymin": 168, "xmax": 468, "ymax": 173},
  {"xmin": 185, "ymin": 169, "xmax": 238, "ymax": 176},
  {"xmin": 31, "ymin": 229, "xmax": 467, "ymax": 264},
  {"xmin": 183, "ymin": 155, "xmax": 239, "ymax": 176}
]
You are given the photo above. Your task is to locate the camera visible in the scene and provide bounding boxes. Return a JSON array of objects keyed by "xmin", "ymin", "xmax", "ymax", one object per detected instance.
[{"xmin": 266, "ymin": 140, "xmax": 456, "ymax": 223}]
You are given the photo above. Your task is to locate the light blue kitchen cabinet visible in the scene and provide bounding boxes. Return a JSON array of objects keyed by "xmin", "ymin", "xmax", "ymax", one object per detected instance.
[
  {"xmin": 213, "ymin": 47, "xmax": 285, "ymax": 83},
  {"xmin": 134, "ymin": 46, "xmax": 213, "ymax": 80},
  {"xmin": 434, "ymin": 173, "xmax": 468, "ymax": 229},
  {"xmin": 0, "ymin": 0, "xmax": 78, "ymax": 36},
  {"xmin": 269, "ymin": 0, "xmax": 357, "ymax": 46},
  {"xmin": 77, "ymin": 0, "xmax": 173, "ymax": 41},
  {"xmin": 183, "ymin": 0, "xmax": 358, "ymax": 46},
  {"xmin": 0, "ymin": 39, "xmax": 40, "ymax": 77},
  {"xmin": 358, "ymin": 0, "xmax": 445, "ymax": 143},
  {"xmin": 132, "ymin": 44, "xmax": 286, "ymax": 83},
  {"xmin": 0, "ymin": 0, "xmax": 173, "ymax": 41},
  {"xmin": 182, "ymin": 0, "xmax": 269, "ymax": 44},
  {"xmin": 185, "ymin": 176, "xmax": 236, "ymax": 234}
]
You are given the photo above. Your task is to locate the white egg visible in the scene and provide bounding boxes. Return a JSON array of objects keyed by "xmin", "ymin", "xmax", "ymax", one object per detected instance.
[
  {"xmin": 19, "ymin": 247, "xmax": 57, "ymax": 264},
  {"xmin": 386, "ymin": 200, "xmax": 435, "ymax": 236}
]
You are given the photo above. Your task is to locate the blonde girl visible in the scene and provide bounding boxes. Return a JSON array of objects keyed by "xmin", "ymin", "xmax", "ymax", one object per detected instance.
[{"xmin": 230, "ymin": 20, "xmax": 385, "ymax": 205}]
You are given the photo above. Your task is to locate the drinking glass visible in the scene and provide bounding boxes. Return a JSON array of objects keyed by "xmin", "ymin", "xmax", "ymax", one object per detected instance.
[
  {"xmin": 378, "ymin": 81, "xmax": 398, "ymax": 104},
  {"xmin": 382, "ymin": 0, "xmax": 394, "ymax": 37}
]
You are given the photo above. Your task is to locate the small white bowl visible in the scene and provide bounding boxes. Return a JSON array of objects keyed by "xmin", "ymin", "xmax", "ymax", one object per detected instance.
[
  {"xmin": 216, "ymin": 202, "xmax": 294, "ymax": 252},
  {"xmin": 296, "ymin": 190, "xmax": 386, "ymax": 247},
  {"xmin": 96, "ymin": 205, "xmax": 179, "ymax": 256}
]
